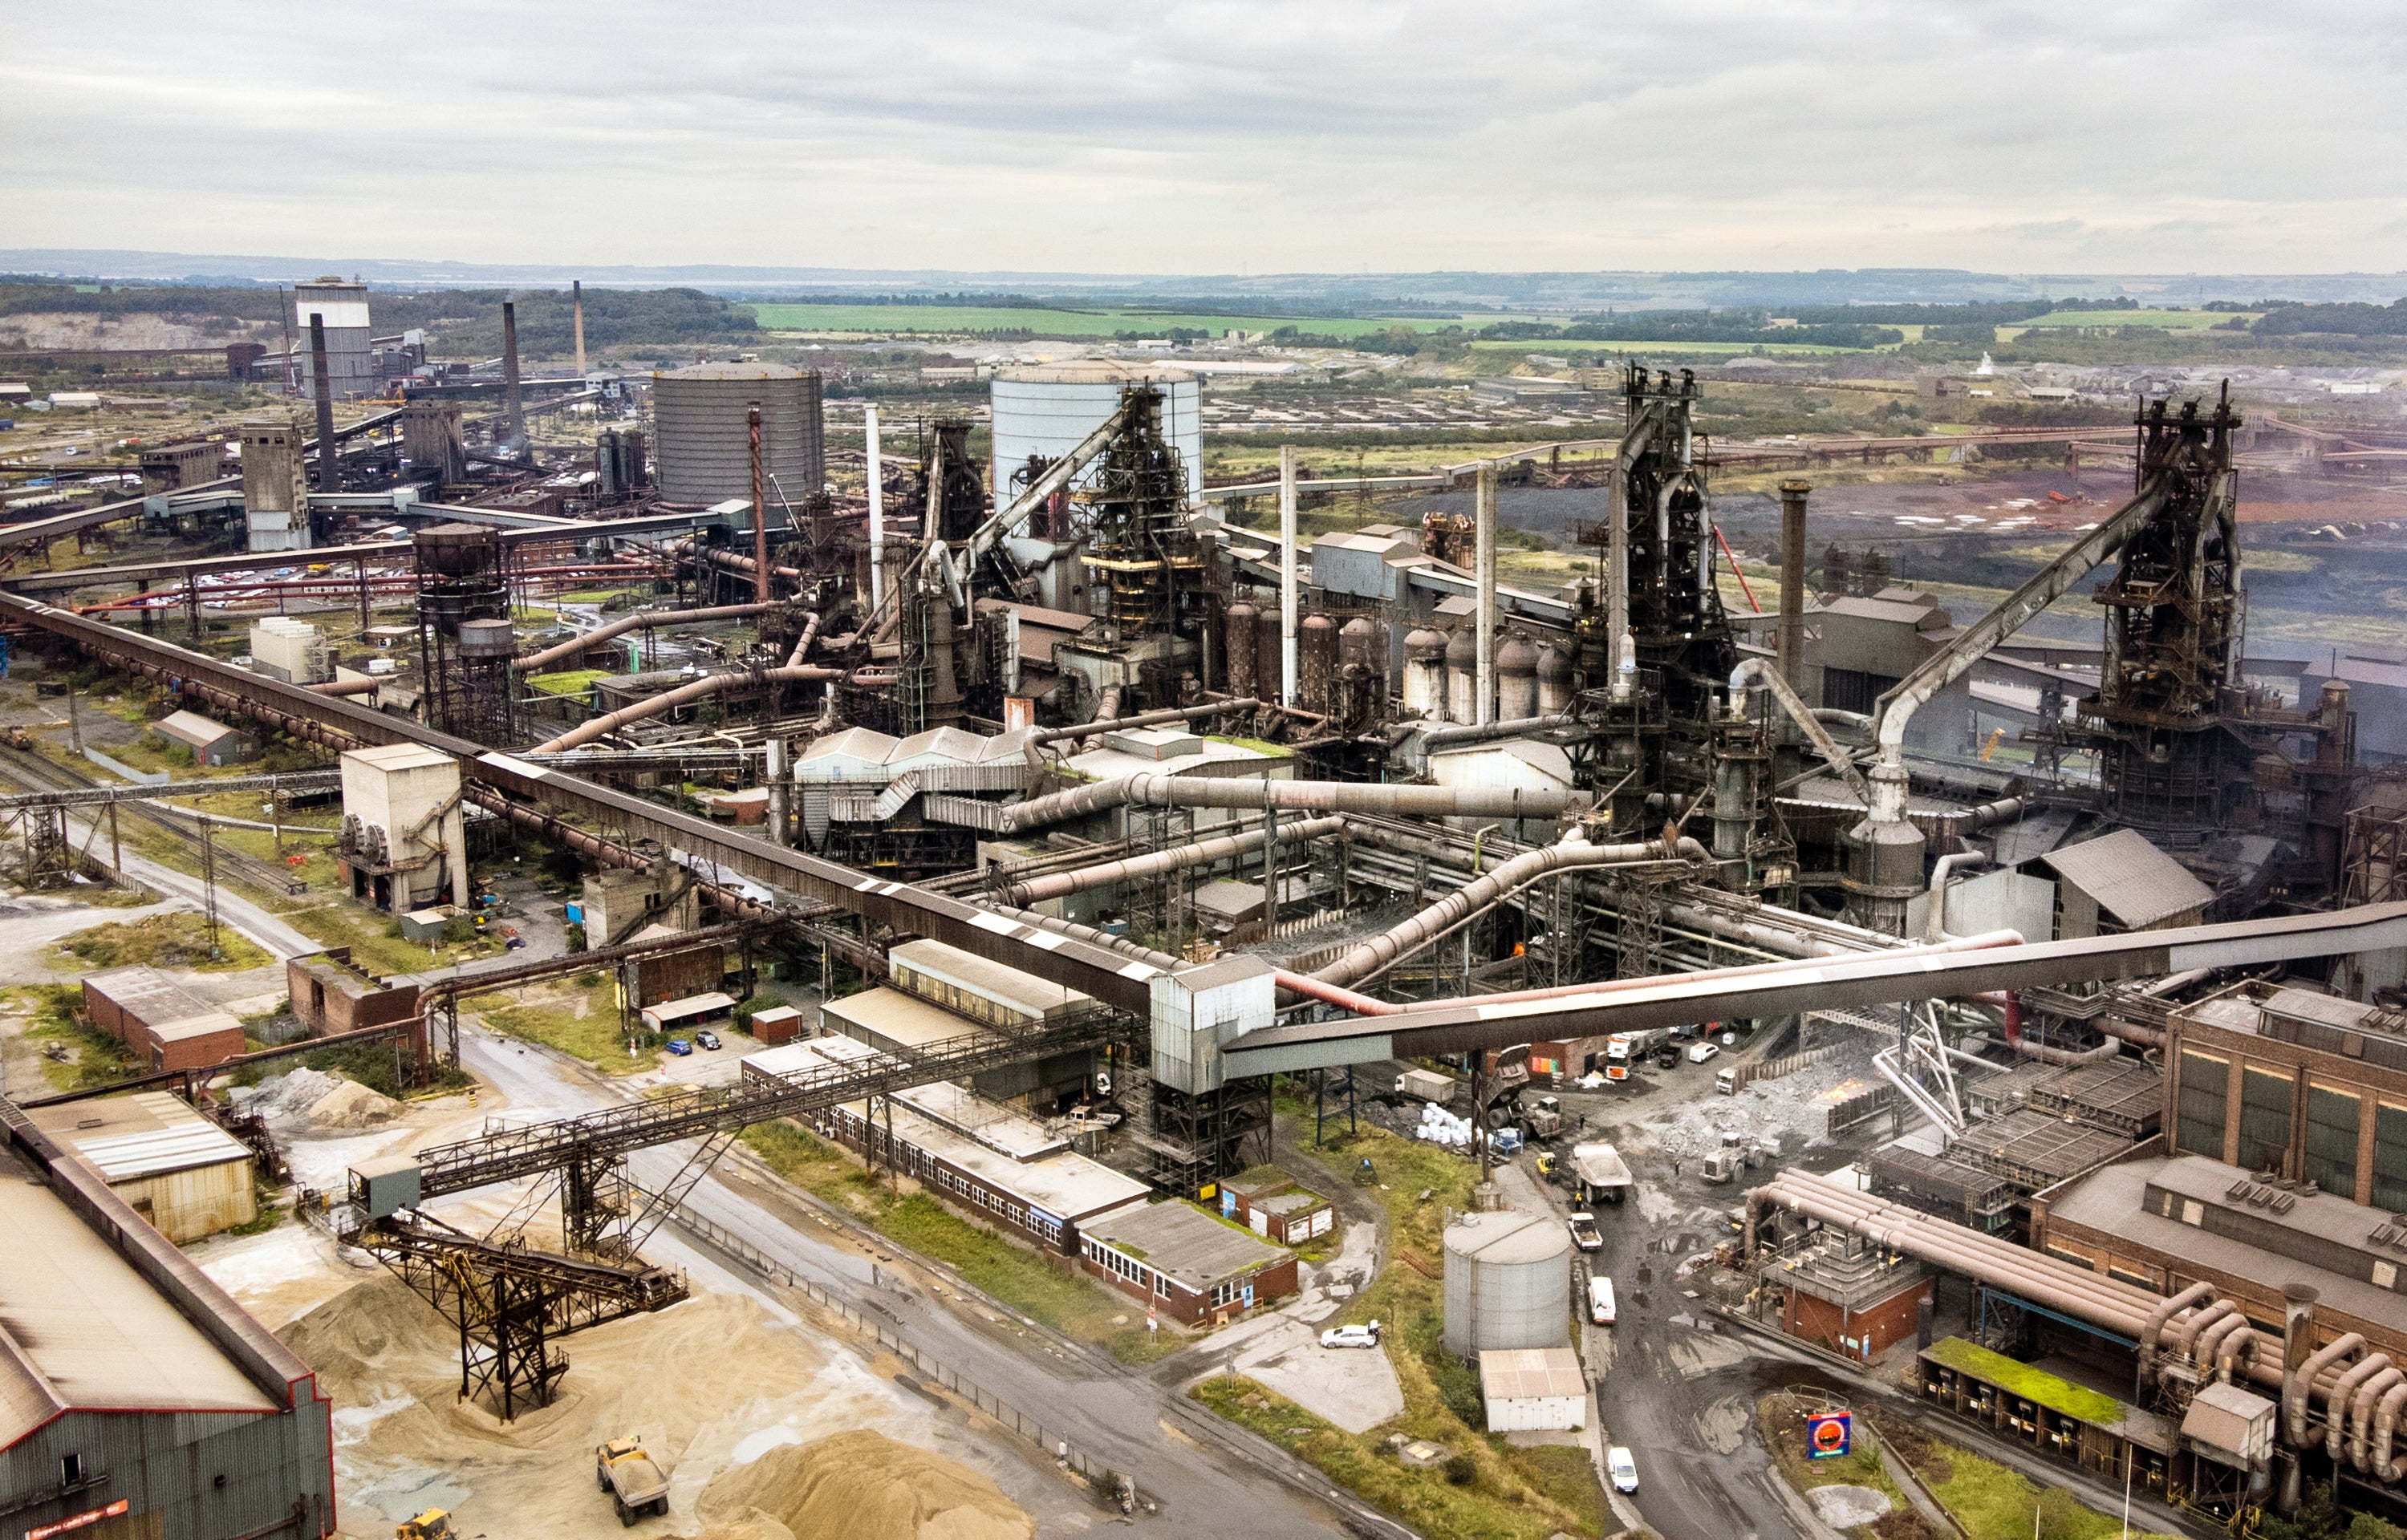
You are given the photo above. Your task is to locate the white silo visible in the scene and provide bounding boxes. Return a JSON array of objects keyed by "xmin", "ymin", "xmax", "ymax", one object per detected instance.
[
  {"xmin": 990, "ymin": 361, "xmax": 1204, "ymax": 521},
  {"xmin": 1441, "ymin": 1208, "xmax": 1572, "ymax": 1357}
]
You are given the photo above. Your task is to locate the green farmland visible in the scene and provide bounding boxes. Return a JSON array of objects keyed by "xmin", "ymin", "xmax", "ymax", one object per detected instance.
[{"xmin": 749, "ymin": 303, "xmax": 1455, "ymax": 338}]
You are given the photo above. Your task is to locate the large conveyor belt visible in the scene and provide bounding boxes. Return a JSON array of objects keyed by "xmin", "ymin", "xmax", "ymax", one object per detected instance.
[
  {"xmin": 0, "ymin": 592, "xmax": 1167, "ymax": 1014},
  {"xmin": 409, "ymin": 1011, "xmax": 1129, "ymax": 1198}
]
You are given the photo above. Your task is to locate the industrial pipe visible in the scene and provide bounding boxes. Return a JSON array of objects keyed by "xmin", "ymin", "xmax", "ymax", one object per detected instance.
[
  {"xmin": 996, "ymin": 773, "xmax": 1579, "ymax": 836},
  {"xmin": 306, "ymin": 677, "xmax": 383, "ymax": 696},
  {"xmin": 2219, "ymin": 1325, "xmax": 2263, "ymax": 1385},
  {"xmin": 996, "ymin": 816, "xmax": 1344, "ymax": 908},
  {"xmin": 2141, "ymin": 1282, "xmax": 2215, "ymax": 1384},
  {"xmin": 783, "ymin": 610, "xmax": 822, "ymax": 667},
  {"xmin": 1475, "ymin": 459, "xmax": 1496, "ymax": 726},
  {"xmin": 866, "ymin": 403, "xmax": 885, "ymax": 610},
  {"xmin": 1313, "ymin": 832, "xmax": 1706, "ymax": 990},
  {"xmin": 2370, "ymin": 1380, "xmax": 2407, "ymax": 1481},
  {"xmin": 1027, "ymin": 699, "xmax": 1259, "ymax": 747},
  {"xmin": 2171, "ymin": 1301, "xmax": 2237, "ymax": 1364},
  {"xmin": 2290, "ymin": 1334, "xmax": 2364, "ymax": 1447},
  {"xmin": 530, "ymin": 664, "xmax": 844, "ymax": 753},
  {"xmin": 2332, "ymin": 1353, "xmax": 2393, "ymax": 1460},
  {"xmin": 1777, "ymin": 480, "xmax": 1809, "ymax": 693},
  {"xmin": 1731, "ymin": 659, "xmax": 1869, "ymax": 805},
  {"xmin": 1417, "ymin": 713, "xmax": 1577, "ymax": 749},
  {"xmin": 1924, "ymin": 850, "xmax": 1988, "ymax": 942},
  {"xmin": 513, "ymin": 602, "xmax": 784, "ymax": 674},
  {"xmin": 986, "ymin": 905, "xmax": 1183, "ymax": 973},
  {"xmin": 2194, "ymin": 1309, "xmax": 2250, "ymax": 1377},
  {"xmin": 2350, "ymin": 1365, "xmax": 2403, "ymax": 1469}
]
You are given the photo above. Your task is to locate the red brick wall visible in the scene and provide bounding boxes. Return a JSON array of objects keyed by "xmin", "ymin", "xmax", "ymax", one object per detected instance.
[
  {"xmin": 151, "ymin": 1025, "xmax": 247, "ymax": 1072},
  {"xmin": 83, "ymin": 981, "xmax": 128, "ymax": 1041},
  {"xmin": 1784, "ymin": 1279, "xmax": 1930, "ymax": 1358}
]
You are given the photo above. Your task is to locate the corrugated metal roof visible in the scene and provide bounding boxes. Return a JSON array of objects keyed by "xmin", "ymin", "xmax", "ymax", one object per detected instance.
[
  {"xmin": 71, "ymin": 1121, "xmax": 251, "ymax": 1183},
  {"xmin": 2038, "ymin": 829, "xmax": 2214, "ymax": 928},
  {"xmin": 1991, "ymin": 805, "xmax": 2080, "ymax": 868}
]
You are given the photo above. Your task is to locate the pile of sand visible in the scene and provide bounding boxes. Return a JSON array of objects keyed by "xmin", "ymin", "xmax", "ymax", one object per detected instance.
[
  {"xmin": 236, "ymin": 1068, "xmax": 401, "ymax": 1129},
  {"xmin": 699, "ymin": 1432, "xmax": 1033, "ymax": 1540}
]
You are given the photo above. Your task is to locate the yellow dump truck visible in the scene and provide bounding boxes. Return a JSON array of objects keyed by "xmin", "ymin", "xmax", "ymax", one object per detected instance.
[
  {"xmin": 596, "ymin": 1436, "xmax": 670, "ymax": 1526},
  {"xmin": 395, "ymin": 1514, "xmax": 453, "ymax": 1540}
]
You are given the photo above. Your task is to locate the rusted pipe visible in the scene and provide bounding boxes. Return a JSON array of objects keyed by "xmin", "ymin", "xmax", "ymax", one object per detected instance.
[
  {"xmin": 2142, "ymin": 1283, "xmax": 2215, "ymax": 1384},
  {"xmin": 2369, "ymin": 1380, "xmax": 2407, "ymax": 1481},
  {"xmin": 997, "ymin": 816, "xmax": 1343, "ymax": 907},
  {"xmin": 1027, "ymin": 699, "xmax": 1260, "ymax": 747},
  {"xmin": 530, "ymin": 664, "xmax": 843, "ymax": 753},
  {"xmin": 1417, "ymin": 713, "xmax": 1577, "ymax": 749},
  {"xmin": 998, "ymin": 772, "xmax": 1578, "ymax": 836},
  {"xmin": 2291, "ymin": 1334, "xmax": 2365, "ymax": 1447},
  {"xmin": 784, "ymin": 610, "xmax": 822, "ymax": 667},
  {"xmin": 2332, "ymin": 1353, "xmax": 2393, "ymax": 1461},
  {"xmin": 1313, "ymin": 833, "xmax": 1706, "ymax": 990},
  {"xmin": 2194, "ymin": 1310, "xmax": 2249, "ymax": 1376},
  {"xmin": 513, "ymin": 602, "xmax": 782, "ymax": 675},
  {"xmin": 2172, "ymin": 1301, "xmax": 2237, "ymax": 1364}
]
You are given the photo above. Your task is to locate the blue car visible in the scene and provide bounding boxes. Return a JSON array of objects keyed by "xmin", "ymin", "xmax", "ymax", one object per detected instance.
[{"xmin": 665, "ymin": 1038, "xmax": 693, "ymax": 1056}]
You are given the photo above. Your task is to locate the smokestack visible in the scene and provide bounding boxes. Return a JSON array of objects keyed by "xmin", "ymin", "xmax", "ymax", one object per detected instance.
[
  {"xmin": 866, "ymin": 404, "xmax": 885, "ymax": 610},
  {"xmin": 1607, "ymin": 424, "xmax": 1633, "ymax": 700},
  {"xmin": 501, "ymin": 300, "xmax": 525, "ymax": 450},
  {"xmin": 2282, "ymin": 1285, "xmax": 2319, "ymax": 1513},
  {"xmin": 307, "ymin": 314, "xmax": 338, "ymax": 495},
  {"xmin": 572, "ymin": 279, "xmax": 587, "ymax": 381},
  {"xmin": 1280, "ymin": 444, "xmax": 1298, "ymax": 707},
  {"xmin": 1778, "ymin": 479, "xmax": 1811, "ymax": 694},
  {"xmin": 749, "ymin": 403, "xmax": 769, "ymax": 603},
  {"xmin": 1475, "ymin": 459, "xmax": 1497, "ymax": 725}
]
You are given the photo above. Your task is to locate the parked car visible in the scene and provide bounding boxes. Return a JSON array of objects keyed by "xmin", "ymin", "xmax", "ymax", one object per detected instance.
[
  {"xmin": 1589, "ymin": 1274, "xmax": 1618, "ymax": 1325},
  {"xmin": 1687, "ymin": 1042, "xmax": 1722, "ymax": 1064},
  {"xmin": 1567, "ymin": 1213, "xmax": 1603, "ymax": 1252},
  {"xmin": 1654, "ymin": 1045, "xmax": 1680, "ymax": 1069},
  {"xmin": 1609, "ymin": 1446, "xmax": 1639, "ymax": 1493},
  {"xmin": 665, "ymin": 1038, "xmax": 693, "ymax": 1056},
  {"xmin": 1320, "ymin": 1321, "xmax": 1382, "ymax": 1350},
  {"xmin": 694, "ymin": 1029, "xmax": 722, "ymax": 1051}
]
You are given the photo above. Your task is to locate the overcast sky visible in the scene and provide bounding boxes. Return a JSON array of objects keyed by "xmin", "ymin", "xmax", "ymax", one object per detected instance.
[{"xmin": 6, "ymin": 2, "xmax": 2401, "ymax": 275}]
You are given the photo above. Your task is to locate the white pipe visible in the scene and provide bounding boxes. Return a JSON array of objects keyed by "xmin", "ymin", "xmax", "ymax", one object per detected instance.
[
  {"xmin": 1925, "ymin": 851, "xmax": 1988, "ymax": 942},
  {"xmin": 1280, "ymin": 444, "xmax": 1299, "ymax": 707},
  {"xmin": 867, "ymin": 404, "xmax": 884, "ymax": 610}
]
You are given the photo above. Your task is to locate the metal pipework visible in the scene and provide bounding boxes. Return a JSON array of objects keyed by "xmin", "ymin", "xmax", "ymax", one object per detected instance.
[
  {"xmin": 2171, "ymin": 1300, "xmax": 2237, "ymax": 1365},
  {"xmin": 1925, "ymin": 850, "xmax": 1988, "ymax": 942},
  {"xmin": 2288, "ymin": 1332, "xmax": 2364, "ymax": 1446},
  {"xmin": 513, "ymin": 602, "xmax": 785, "ymax": 675},
  {"xmin": 1026, "ymin": 699, "xmax": 1260, "ymax": 747},
  {"xmin": 995, "ymin": 816, "xmax": 1344, "ymax": 908},
  {"xmin": 530, "ymin": 664, "xmax": 844, "ymax": 753},
  {"xmin": 1777, "ymin": 479, "xmax": 1810, "ymax": 693},
  {"xmin": 2350, "ymin": 1364, "xmax": 2404, "ymax": 1469},
  {"xmin": 1281, "ymin": 444, "xmax": 1300, "ymax": 707},
  {"xmin": 1865, "ymin": 477, "xmax": 2170, "ymax": 829},
  {"xmin": 2331, "ymin": 1353, "xmax": 2393, "ymax": 1460},
  {"xmin": 783, "ymin": 610, "xmax": 821, "ymax": 667},
  {"xmin": 1475, "ymin": 459, "xmax": 1497, "ymax": 726},
  {"xmin": 996, "ymin": 773, "xmax": 1579, "ymax": 836},
  {"xmin": 1312, "ymin": 831, "xmax": 1706, "ymax": 990},
  {"xmin": 1418, "ymin": 713, "xmax": 1577, "ymax": 749},
  {"xmin": 2371, "ymin": 1380, "xmax": 2407, "ymax": 1481},
  {"xmin": 2195, "ymin": 1311, "xmax": 2252, "ymax": 1380},
  {"xmin": 306, "ymin": 677, "xmax": 382, "ymax": 697},
  {"xmin": 2141, "ymin": 1283, "xmax": 2215, "ymax": 1385},
  {"xmin": 1729, "ymin": 659, "xmax": 1869, "ymax": 804}
]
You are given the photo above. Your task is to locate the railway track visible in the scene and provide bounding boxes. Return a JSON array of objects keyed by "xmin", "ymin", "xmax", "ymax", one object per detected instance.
[{"xmin": 0, "ymin": 742, "xmax": 310, "ymax": 894}]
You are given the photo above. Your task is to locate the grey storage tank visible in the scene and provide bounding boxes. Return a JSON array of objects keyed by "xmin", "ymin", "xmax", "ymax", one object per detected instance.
[
  {"xmin": 1444, "ymin": 626, "xmax": 1478, "ymax": 724},
  {"xmin": 1224, "ymin": 600, "xmax": 1259, "ymax": 699},
  {"xmin": 1442, "ymin": 1208, "xmax": 1571, "ymax": 1356},
  {"xmin": 1403, "ymin": 626, "xmax": 1447, "ymax": 720},
  {"xmin": 651, "ymin": 362, "xmax": 825, "ymax": 505},
  {"xmin": 1497, "ymin": 630, "xmax": 1540, "ymax": 720}
]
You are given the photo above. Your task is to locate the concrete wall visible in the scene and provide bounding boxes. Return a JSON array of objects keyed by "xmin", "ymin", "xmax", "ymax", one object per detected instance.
[{"xmin": 118, "ymin": 1156, "xmax": 255, "ymax": 1244}]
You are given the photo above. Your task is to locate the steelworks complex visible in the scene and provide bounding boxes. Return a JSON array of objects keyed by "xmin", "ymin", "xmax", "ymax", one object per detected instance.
[{"xmin": 3, "ymin": 280, "xmax": 2407, "ymax": 1540}]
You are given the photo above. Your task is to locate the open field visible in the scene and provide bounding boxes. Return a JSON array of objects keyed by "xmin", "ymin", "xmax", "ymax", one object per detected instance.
[
  {"xmin": 751, "ymin": 303, "xmax": 1451, "ymax": 337},
  {"xmin": 2016, "ymin": 308, "xmax": 2255, "ymax": 330}
]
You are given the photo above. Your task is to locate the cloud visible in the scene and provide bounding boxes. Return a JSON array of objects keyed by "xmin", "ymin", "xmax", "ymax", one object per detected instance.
[{"xmin": 2, "ymin": 1, "xmax": 2399, "ymax": 274}]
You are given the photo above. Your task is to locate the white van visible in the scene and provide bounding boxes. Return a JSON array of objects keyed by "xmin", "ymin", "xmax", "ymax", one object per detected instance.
[{"xmin": 1588, "ymin": 1274, "xmax": 1617, "ymax": 1325}]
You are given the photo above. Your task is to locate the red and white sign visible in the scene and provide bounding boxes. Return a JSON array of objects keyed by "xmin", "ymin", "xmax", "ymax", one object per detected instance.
[{"xmin": 27, "ymin": 1498, "xmax": 132, "ymax": 1540}]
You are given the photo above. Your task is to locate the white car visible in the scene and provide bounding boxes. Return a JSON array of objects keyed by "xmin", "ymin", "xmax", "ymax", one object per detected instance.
[
  {"xmin": 1687, "ymin": 1042, "xmax": 1722, "ymax": 1064},
  {"xmin": 1589, "ymin": 1275, "xmax": 1617, "ymax": 1325},
  {"xmin": 1319, "ymin": 1320, "xmax": 1382, "ymax": 1350},
  {"xmin": 1609, "ymin": 1445, "xmax": 1639, "ymax": 1493}
]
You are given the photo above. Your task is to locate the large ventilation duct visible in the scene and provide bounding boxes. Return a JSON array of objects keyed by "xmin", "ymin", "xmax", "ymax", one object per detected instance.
[
  {"xmin": 993, "ymin": 817, "xmax": 1343, "ymax": 908},
  {"xmin": 996, "ymin": 774, "xmax": 1577, "ymax": 836}
]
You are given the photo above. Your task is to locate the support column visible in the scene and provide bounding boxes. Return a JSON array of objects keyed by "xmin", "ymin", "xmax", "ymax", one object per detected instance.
[
  {"xmin": 1607, "ymin": 444, "xmax": 1633, "ymax": 698},
  {"xmin": 866, "ymin": 404, "xmax": 885, "ymax": 610},
  {"xmin": 1778, "ymin": 480, "xmax": 1811, "ymax": 694},
  {"xmin": 765, "ymin": 737, "xmax": 789, "ymax": 848},
  {"xmin": 1475, "ymin": 459, "xmax": 1497, "ymax": 725},
  {"xmin": 1280, "ymin": 445, "xmax": 1299, "ymax": 707},
  {"xmin": 571, "ymin": 279, "xmax": 587, "ymax": 381}
]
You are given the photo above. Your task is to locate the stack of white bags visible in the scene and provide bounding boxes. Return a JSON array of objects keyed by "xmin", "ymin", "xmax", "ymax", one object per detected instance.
[{"xmin": 1415, "ymin": 1101, "xmax": 1475, "ymax": 1149}]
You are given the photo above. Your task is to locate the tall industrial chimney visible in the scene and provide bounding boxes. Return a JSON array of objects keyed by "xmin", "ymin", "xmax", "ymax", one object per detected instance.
[
  {"xmin": 501, "ymin": 300, "xmax": 526, "ymax": 450},
  {"xmin": 1475, "ymin": 459, "xmax": 1498, "ymax": 725},
  {"xmin": 1778, "ymin": 479, "xmax": 1812, "ymax": 693},
  {"xmin": 866, "ymin": 404, "xmax": 885, "ymax": 610},
  {"xmin": 1280, "ymin": 444, "xmax": 1299, "ymax": 707},
  {"xmin": 749, "ymin": 403, "xmax": 769, "ymax": 603},
  {"xmin": 572, "ymin": 279, "xmax": 587, "ymax": 381},
  {"xmin": 308, "ymin": 314, "xmax": 338, "ymax": 494}
]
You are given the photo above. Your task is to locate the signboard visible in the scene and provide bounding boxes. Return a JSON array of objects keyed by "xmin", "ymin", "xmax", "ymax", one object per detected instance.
[
  {"xmin": 1197, "ymin": 1182, "xmax": 1217, "ymax": 1204},
  {"xmin": 29, "ymin": 1500, "xmax": 132, "ymax": 1540},
  {"xmin": 1806, "ymin": 1410, "xmax": 1853, "ymax": 1460}
]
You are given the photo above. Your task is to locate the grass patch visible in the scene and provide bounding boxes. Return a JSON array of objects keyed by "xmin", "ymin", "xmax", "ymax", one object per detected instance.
[
  {"xmin": 56, "ymin": 910, "xmax": 269, "ymax": 972},
  {"xmin": 527, "ymin": 667, "xmax": 610, "ymax": 699},
  {"xmin": 1195, "ymin": 1375, "xmax": 1598, "ymax": 1539},
  {"xmin": 740, "ymin": 1121, "xmax": 1175, "ymax": 1364},
  {"xmin": 465, "ymin": 978, "xmax": 650, "ymax": 1075},
  {"xmin": 1923, "ymin": 1437, "xmax": 2178, "ymax": 1540},
  {"xmin": 1248, "ymin": 1121, "xmax": 1600, "ymax": 1536},
  {"xmin": 1921, "ymin": 1338, "xmax": 2123, "ymax": 1427},
  {"xmin": 18, "ymin": 983, "xmax": 136, "ymax": 1090}
]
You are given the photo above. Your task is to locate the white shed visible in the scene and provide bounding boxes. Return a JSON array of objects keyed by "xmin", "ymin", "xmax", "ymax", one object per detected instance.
[
  {"xmin": 1478, "ymin": 1347, "xmax": 1589, "ymax": 1433},
  {"xmin": 1429, "ymin": 739, "xmax": 1573, "ymax": 841}
]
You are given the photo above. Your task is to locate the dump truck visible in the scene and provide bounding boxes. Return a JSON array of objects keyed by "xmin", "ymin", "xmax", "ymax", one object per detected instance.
[
  {"xmin": 596, "ymin": 1437, "xmax": 671, "ymax": 1526},
  {"xmin": 1519, "ymin": 1093, "xmax": 1564, "ymax": 1141},
  {"xmin": 1569, "ymin": 1141, "xmax": 1633, "ymax": 1206},
  {"xmin": 1394, "ymin": 1068, "xmax": 1455, "ymax": 1104},
  {"xmin": 396, "ymin": 1515, "xmax": 454, "ymax": 1540}
]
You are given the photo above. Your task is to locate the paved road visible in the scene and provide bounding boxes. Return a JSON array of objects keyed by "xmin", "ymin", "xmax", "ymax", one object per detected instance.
[{"xmin": 453, "ymin": 1026, "xmax": 1363, "ymax": 1538}]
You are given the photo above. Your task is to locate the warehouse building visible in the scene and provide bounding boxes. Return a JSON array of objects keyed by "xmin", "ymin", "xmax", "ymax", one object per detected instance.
[
  {"xmin": 152, "ymin": 709, "xmax": 254, "ymax": 768},
  {"xmin": 24, "ymin": 1092, "xmax": 255, "ymax": 1242},
  {"xmin": 82, "ymin": 967, "xmax": 248, "ymax": 1073},
  {"xmin": 1479, "ymin": 1348, "xmax": 1589, "ymax": 1433},
  {"xmin": 0, "ymin": 1103, "xmax": 335, "ymax": 1539}
]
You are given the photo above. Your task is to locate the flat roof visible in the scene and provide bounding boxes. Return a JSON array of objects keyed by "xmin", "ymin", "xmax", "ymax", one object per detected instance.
[
  {"xmin": 822, "ymin": 987, "xmax": 985, "ymax": 1051},
  {"xmin": 1922, "ymin": 1336, "xmax": 2128, "ymax": 1427},
  {"xmin": 1479, "ymin": 1347, "xmax": 1585, "ymax": 1403},
  {"xmin": 643, "ymin": 991, "xmax": 734, "ymax": 1024},
  {"xmin": 890, "ymin": 938, "xmax": 1090, "ymax": 1018},
  {"xmin": 149, "ymin": 1011, "xmax": 246, "ymax": 1044},
  {"xmin": 1061, "ymin": 737, "xmax": 1284, "ymax": 781},
  {"xmin": 837, "ymin": 1096, "xmax": 1147, "ymax": 1224},
  {"xmin": 344, "ymin": 741, "xmax": 455, "ymax": 772},
  {"xmin": 890, "ymin": 1077, "xmax": 1067, "ymax": 1161},
  {"xmin": 86, "ymin": 966, "xmax": 211, "ymax": 1023},
  {"xmin": 0, "ymin": 1148, "xmax": 278, "ymax": 1446},
  {"xmin": 26, "ymin": 1092, "xmax": 252, "ymax": 1182},
  {"xmin": 1086, "ymin": 1200, "xmax": 1290, "ymax": 1289},
  {"xmin": 1444, "ymin": 1208, "xmax": 1570, "ymax": 1266}
]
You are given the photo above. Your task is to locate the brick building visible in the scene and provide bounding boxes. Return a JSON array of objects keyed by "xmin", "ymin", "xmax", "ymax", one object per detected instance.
[{"xmin": 1078, "ymin": 1201, "xmax": 1297, "ymax": 1327}]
